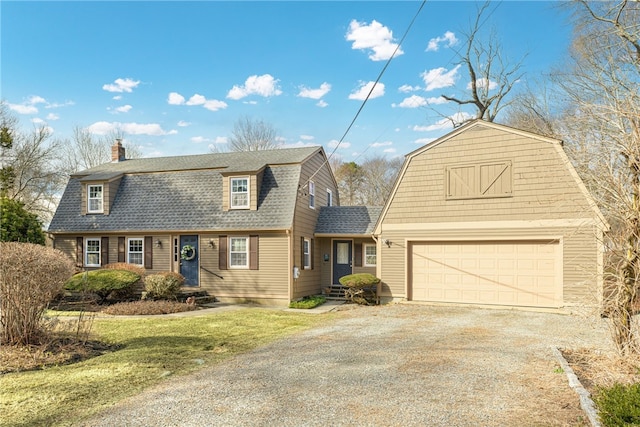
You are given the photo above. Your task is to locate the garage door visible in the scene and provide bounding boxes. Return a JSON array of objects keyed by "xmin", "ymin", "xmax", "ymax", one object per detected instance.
[{"xmin": 410, "ymin": 240, "xmax": 562, "ymax": 308}]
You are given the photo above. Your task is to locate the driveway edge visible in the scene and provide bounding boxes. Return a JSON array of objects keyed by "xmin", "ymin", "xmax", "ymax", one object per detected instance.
[{"xmin": 551, "ymin": 346, "xmax": 601, "ymax": 427}]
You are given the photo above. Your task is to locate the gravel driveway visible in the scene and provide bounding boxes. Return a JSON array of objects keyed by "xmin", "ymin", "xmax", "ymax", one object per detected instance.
[{"xmin": 78, "ymin": 304, "xmax": 611, "ymax": 427}]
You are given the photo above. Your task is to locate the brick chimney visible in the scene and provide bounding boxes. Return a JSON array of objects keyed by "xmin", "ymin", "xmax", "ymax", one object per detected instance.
[{"xmin": 112, "ymin": 139, "xmax": 126, "ymax": 162}]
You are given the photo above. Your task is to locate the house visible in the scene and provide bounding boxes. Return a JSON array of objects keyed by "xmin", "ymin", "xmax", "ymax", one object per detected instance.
[
  {"xmin": 374, "ymin": 120, "xmax": 608, "ymax": 309},
  {"xmin": 48, "ymin": 143, "xmax": 339, "ymax": 305}
]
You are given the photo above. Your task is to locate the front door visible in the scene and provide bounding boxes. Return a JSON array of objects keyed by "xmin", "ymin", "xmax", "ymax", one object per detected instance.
[
  {"xmin": 333, "ymin": 240, "xmax": 352, "ymax": 285},
  {"xmin": 180, "ymin": 235, "xmax": 199, "ymax": 286}
]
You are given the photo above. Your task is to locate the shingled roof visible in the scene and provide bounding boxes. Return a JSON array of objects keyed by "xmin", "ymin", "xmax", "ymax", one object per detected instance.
[
  {"xmin": 315, "ymin": 206, "xmax": 383, "ymax": 236},
  {"xmin": 49, "ymin": 147, "xmax": 321, "ymax": 233}
]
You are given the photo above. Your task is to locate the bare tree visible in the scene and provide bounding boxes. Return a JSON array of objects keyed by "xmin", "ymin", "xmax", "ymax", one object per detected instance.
[
  {"xmin": 226, "ymin": 116, "xmax": 279, "ymax": 152},
  {"xmin": 60, "ymin": 126, "xmax": 142, "ymax": 174},
  {"xmin": 441, "ymin": 2, "xmax": 524, "ymax": 125},
  {"xmin": 333, "ymin": 156, "xmax": 402, "ymax": 206}
]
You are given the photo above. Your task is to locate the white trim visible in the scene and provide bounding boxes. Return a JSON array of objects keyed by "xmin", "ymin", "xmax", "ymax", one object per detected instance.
[
  {"xmin": 87, "ymin": 184, "xmax": 104, "ymax": 213},
  {"xmin": 229, "ymin": 236, "xmax": 249, "ymax": 269},
  {"xmin": 326, "ymin": 188, "xmax": 333, "ymax": 207},
  {"xmin": 230, "ymin": 177, "xmax": 250, "ymax": 209},
  {"xmin": 303, "ymin": 238, "xmax": 311, "ymax": 269},
  {"xmin": 309, "ymin": 180, "xmax": 315, "ymax": 209},
  {"xmin": 380, "ymin": 218, "xmax": 599, "ymax": 232},
  {"xmin": 363, "ymin": 243, "xmax": 377, "ymax": 267},
  {"xmin": 127, "ymin": 237, "xmax": 144, "ymax": 266},
  {"xmin": 85, "ymin": 237, "xmax": 101, "ymax": 267}
]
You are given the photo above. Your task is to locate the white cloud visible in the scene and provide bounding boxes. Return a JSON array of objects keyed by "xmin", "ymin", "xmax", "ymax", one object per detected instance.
[
  {"xmin": 398, "ymin": 84, "xmax": 420, "ymax": 93},
  {"xmin": 168, "ymin": 92, "xmax": 186, "ymax": 105},
  {"xmin": 87, "ymin": 121, "xmax": 169, "ymax": 136},
  {"xmin": 393, "ymin": 95, "xmax": 427, "ymax": 108},
  {"xmin": 383, "ymin": 147, "xmax": 396, "ymax": 153},
  {"xmin": 115, "ymin": 105, "xmax": 132, "ymax": 113},
  {"xmin": 177, "ymin": 120, "xmax": 191, "ymax": 127},
  {"xmin": 203, "ymin": 99, "xmax": 228, "ymax": 111},
  {"xmin": 227, "ymin": 74, "xmax": 282, "ymax": 100},
  {"xmin": 214, "ymin": 136, "xmax": 228, "ymax": 144},
  {"xmin": 298, "ymin": 82, "xmax": 331, "ymax": 99},
  {"xmin": 426, "ymin": 31, "xmax": 459, "ymax": 52},
  {"xmin": 186, "ymin": 94, "xmax": 206, "ymax": 106},
  {"xmin": 346, "ymin": 19, "xmax": 403, "ymax": 61},
  {"xmin": 27, "ymin": 95, "xmax": 46, "ymax": 105},
  {"xmin": 113, "ymin": 95, "xmax": 123, "ymax": 100},
  {"xmin": 371, "ymin": 141, "xmax": 393, "ymax": 147},
  {"xmin": 46, "ymin": 113, "xmax": 59, "ymax": 120},
  {"xmin": 413, "ymin": 112, "xmax": 473, "ymax": 132},
  {"xmin": 467, "ymin": 78, "xmax": 498, "ymax": 91},
  {"xmin": 45, "ymin": 100, "xmax": 74, "ymax": 109},
  {"xmin": 348, "ymin": 81, "xmax": 385, "ymax": 101},
  {"xmin": 300, "ymin": 135, "xmax": 314, "ymax": 141},
  {"xmin": 327, "ymin": 140, "xmax": 351, "ymax": 149},
  {"xmin": 191, "ymin": 136, "xmax": 208, "ymax": 143},
  {"xmin": 8, "ymin": 103, "xmax": 38, "ymax": 114},
  {"xmin": 421, "ymin": 65, "xmax": 461, "ymax": 91},
  {"xmin": 427, "ymin": 96, "xmax": 448, "ymax": 105},
  {"xmin": 31, "ymin": 117, "xmax": 45, "ymax": 124},
  {"xmin": 317, "ymin": 100, "xmax": 328, "ymax": 108},
  {"xmin": 102, "ymin": 78, "xmax": 140, "ymax": 93},
  {"xmin": 167, "ymin": 129, "xmax": 178, "ymax": 135}
]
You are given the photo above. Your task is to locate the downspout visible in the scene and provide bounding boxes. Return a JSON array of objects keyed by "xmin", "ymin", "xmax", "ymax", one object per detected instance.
[{"xmin": 287, "ymin": 228, "xmax": 292, "ymax": 301}]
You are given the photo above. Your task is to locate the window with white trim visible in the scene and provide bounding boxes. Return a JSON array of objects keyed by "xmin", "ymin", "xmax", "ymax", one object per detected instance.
[
  {"xmin": 303, "ymin": 238, "xmax": 311, "ymax": 269},
  {"xmin": 230, "ymin": 237, "xmax": 248, "ymax": 268},
  {"xmin": 327, "ymin": 189, "xmax": 333, "ymax": 206},
  {"xmin": 128, "ymin": 238, "xmax": 143, "ymax": 265},
  {"xmin": 309, "ymin": 181, "xmax": 315, "ymax": 209},
  {"xmin": 87, "ymin": 185, "xmax": 104, "ymax": 213},
  {"xmin": 85, "ymin": 238, "xmax": 101, "ymax": 267},
  {"xmin": 364, "ymin": 243, "xmax": 377, "ymax": 267},
  {"xmin": 230, "ymin": 177, "xmax": 249, "ymax": 209}
]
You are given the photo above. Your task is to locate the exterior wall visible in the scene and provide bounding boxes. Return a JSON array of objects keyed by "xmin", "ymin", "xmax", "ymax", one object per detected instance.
[
  {"xmin": 292, "ymin": 150, "xmax": 339, "ymax": 299},
  {"xmin": 383, "ymin": 125, "xmax": 596, "ymax": 225},
  {"xmin": 198, "ymin": 232, "xmax": 290, "ymax": 303},
  {"xmin": 377, "ymin": 223, "xmax": 601, "ymax": 307},
  {"xmin": 316, "ymin": 237, "xmax": 377, "ymax": 286}
]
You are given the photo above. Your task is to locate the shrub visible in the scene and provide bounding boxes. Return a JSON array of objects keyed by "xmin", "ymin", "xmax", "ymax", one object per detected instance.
[
  {"xmin": 143, "ymin": 272, "xmax": 185, "ymax": 300},
  {"xmin": 64, "ymin": 270, "xmax": 140, "ymax": 303},
  {"xmin": 339, "ymin": 273, "xmax": 380, "ymax": 305},
  {"xmin": 289, "ymin": 295, "xmax": 326, "ymax": 309},
  {"xmin": 595, "ymin": 383, "xmax": 640, "ymax": 426},
  {"xmin": 102, "ymin": 262, "xmax": 146, "ymax": 278},
  {"xmin": 102, "ymin": 263, "xmax": 146, "ymax": 300},
  {"xmin": 0, "ymin": 242, "xmax": 75, "ymax": 345},
  {"xmin": 0, "ymin": 197, "xmax": 46, "ymax": 245},
  {"xmin": 101, "ymin": 300, "xmax": 196, "ymax": 316}
]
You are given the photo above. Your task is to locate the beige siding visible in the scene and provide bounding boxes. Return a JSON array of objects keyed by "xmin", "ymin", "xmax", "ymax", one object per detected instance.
[
  {"xmin": 384, "ymin": 125, "xmax": 595, "ymax": 224},
  {"xmin": 53, "ymin": 235, "xmax": 77, "ymax": 265},
  {"xmin": 292, "ymin": 150, "xmax": 339, "ymax": 299},
  {"xmin": 199, "ymin": 232, "xmax": 289, "ymax": 300},
  {"xmin": 222, "ymin": 174, "xmax": 260, "ymax": 211},
  {"xmin": 378, "ymin": 224, "xmax": 600, "ymax": 307}
]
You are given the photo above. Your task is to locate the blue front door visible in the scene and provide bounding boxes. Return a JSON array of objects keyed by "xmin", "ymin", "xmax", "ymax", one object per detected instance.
[
  {"xmin": 180, "ymin": 235, "xmax": 199, "ymax": 286},
  {"xmin": 332, "ymin": 240, "xmax": 352, "ymax": 285}
]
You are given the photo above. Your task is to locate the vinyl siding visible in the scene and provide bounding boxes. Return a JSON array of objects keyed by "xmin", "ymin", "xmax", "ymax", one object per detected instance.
[
  {"xmin": 292, "ymin": 150, "xmax": 339, "ymax": 299},
  {"xmin": 384, "ymin": 126, "xmax": 595, "ymax": 224},
  {"xmin": 377, "ymin": 224, "xmax": 600, "ymax": 307},
  {"xmin": 199, "ymin": 232, "xmax": 289, "ymax": 300}
]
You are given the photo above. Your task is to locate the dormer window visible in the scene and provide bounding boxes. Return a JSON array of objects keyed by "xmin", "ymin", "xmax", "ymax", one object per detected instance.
[
  {"xmin": 88, "ymin": 185, "xmax": 104, "ymax": 213},
  {"xmin": 230, "ymin": 177, "xmax": 249, "ymax": 209}
]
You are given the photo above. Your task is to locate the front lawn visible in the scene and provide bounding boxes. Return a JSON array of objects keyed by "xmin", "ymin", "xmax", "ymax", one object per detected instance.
[{"xmin": 0, "ymin": 309, "xmax": 332, "ymax": 427}]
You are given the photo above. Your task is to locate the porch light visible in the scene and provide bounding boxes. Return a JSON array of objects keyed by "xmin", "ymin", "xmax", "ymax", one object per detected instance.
[
  {"xmin": 155, "ymin": 239, "xmax": 162, "ymax": 248},
  {"xmin": 384, "ymin": 239, "xmax": 392, "ymax": 248},
  {"xmin": 208, "ymin": 239, "xmax": 215, "ymax": 248}
]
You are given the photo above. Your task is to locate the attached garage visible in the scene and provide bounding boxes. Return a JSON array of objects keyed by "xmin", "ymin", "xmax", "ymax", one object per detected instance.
[{"xmin": 409, "ymin": 240, "xmax": 563, "ymax": 308}]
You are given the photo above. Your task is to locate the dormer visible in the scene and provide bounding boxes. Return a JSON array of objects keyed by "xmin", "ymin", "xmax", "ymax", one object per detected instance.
[
  {"xmin": 79, "ymin": 172, "xmax": 123, "ymax": 215},
  {"xmin": 221, "ymin": 166, "xmax": 266, "ymax": 211}
]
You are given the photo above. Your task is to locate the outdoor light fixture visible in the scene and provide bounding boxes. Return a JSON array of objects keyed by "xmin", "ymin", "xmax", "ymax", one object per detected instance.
[
  {"xmin": 384, "ymin": 239, "xmax": 392, "ymax": 248},
  {"xmin": 208, "ymin": 239, "xmax": 215, "ymax": 248},
  {"xmin": 155, "ymin": 239, "xmax": 162, "ymax": 248}
]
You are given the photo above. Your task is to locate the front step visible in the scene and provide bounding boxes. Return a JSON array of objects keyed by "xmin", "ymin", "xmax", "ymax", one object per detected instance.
[{"xmin": 323, "ymin": 285, "xmax": 347, "ymax": 299}]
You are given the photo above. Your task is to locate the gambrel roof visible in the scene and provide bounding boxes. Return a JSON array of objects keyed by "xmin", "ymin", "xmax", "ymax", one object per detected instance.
[{"xmin": 49, "ymin": 147, "xmax": 322, "ymax": 233}]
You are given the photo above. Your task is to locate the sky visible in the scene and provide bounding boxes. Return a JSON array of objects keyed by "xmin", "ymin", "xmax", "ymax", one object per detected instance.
[{"xmin": 2, "ymin": 1, "xmax": 573, "ymax": 163}]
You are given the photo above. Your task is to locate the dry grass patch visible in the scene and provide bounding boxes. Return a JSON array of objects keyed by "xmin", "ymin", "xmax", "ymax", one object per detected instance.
[{"xmin": 101, "ymin": 300, "xmax": 197, "ymax": 316}]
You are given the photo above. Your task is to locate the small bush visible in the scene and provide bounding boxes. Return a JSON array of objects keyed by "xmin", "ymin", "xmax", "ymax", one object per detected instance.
[
  {"xmin": 595, "ymin": 383, "xmax": 640, "ymax": 426},
  {"xmin": 64, "ymin": 270, "xmax": 140, "ymax": 303},
  {"xmin": 0, "ymin": 242, "xmax": 75, "ymax": 345},
  {"xmin": 102, "ymin": 262, "xmax": 146, "ymax": 278},
  {"xmin": 143, "ymin": 272, "xmax": 185, "ymax": 300},
  {"xmin": 102, "ymin": 263, "xmax": 146, "ymax": 300},
  {"xmin": 289, "ymin": 295, "xmax": 326, "ymax": 309},
  {"xmin": 339, "ymin": 273, "xmax": 380, "ymax": 288},
  {"xmin": 101, "ymin": 300, "xmax": 196, "ymax": 316}
]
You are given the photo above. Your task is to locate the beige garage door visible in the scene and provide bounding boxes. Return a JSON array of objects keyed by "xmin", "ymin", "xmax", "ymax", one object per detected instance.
[{"xmin": 410, "ymin": 240, "xmax": 562, "ymax": 308}]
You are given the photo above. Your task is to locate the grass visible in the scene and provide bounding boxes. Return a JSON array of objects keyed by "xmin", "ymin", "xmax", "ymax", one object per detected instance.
[
  {"xmin": 0, "ymin": 308, "xmax": 333, "ymax": 427},
  {"xmin": 288, "ymin": 295, "xmax": 326, "ymax": 309}
]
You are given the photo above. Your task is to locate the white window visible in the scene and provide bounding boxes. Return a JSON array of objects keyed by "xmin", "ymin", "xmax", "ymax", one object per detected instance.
[
  {"xmin": 230, "ymin": 177, "xmax": 249, "ymax": 209},
  {"xmin": 128, "ymin": 238, "xmax": 143, "ymax": 265},
  {"xmin": 230, "ymin": 237, "xmax": 248, "ymax": 268},
  {"xmin": 364, "ymin": 243, "xmax": 377, "ymax": 267},
  {"xmin": 309, "ymin": 181, "xmax": 315, "ymax": 209},
  {"xmin": 303, "ymin": 238, "xmax": 311, "ymax": 269},
  {"xmin": 327, "ymin": 189, "xmax": 333, "ymax": 207},
  {"xmin": 87, "ymin": 185, "xmax": 103, "ymax": 213},
  {"xmin": 85, "ymin": 238, "xmax": 101, "ymax": 267}
]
